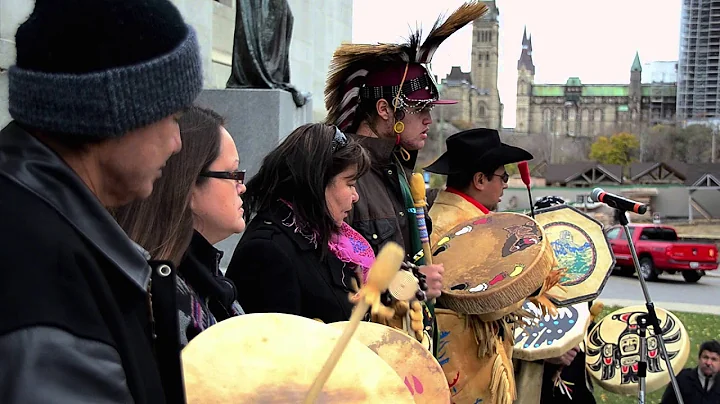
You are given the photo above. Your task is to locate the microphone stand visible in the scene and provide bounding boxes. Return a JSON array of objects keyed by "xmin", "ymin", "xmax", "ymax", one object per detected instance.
[
  {"xmin": 616, "ymin": 210, "xmax": 683, "ymax": 404},
  {"xmin": 525, "ymin": 186, "xmax": 535, "ymax": 218},
  {"xmin": 637, "ymin": 314, "xmax": 649, "ymax": 404}
]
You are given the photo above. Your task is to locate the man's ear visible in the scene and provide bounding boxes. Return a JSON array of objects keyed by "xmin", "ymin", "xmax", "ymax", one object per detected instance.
[
  {"xmin": 376, "ymin": 99, "xmax": 392, "ymax": 121},
  {"xmin": 472, "ymin": 172, "xmax": 485, "ymax": 191}
]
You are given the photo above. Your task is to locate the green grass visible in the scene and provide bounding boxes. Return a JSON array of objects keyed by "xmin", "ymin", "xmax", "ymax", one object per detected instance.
[{"xmin": 592, "ymin": 305, "xmax": 720, "ymax": 403}]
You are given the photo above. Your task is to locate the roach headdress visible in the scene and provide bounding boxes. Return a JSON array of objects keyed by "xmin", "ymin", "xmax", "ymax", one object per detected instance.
[{"xmin": 324, "ymin": 1, "xmax": 488, "ymax": 131}]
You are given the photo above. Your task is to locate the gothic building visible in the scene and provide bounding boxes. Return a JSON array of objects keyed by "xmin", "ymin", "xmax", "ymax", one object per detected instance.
[
  {"xmin": 514, "ymin": 29, "xmax": 677, "ymax": 136},
  {"xmin": 438, "ymin": 1, "xmax": 503, "ymax": 130}
]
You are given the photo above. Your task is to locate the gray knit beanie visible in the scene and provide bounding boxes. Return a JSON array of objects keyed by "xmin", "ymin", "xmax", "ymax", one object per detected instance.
[{"xmin": 8, "ymin": 0, "xmax": 203, "ymax": 138}]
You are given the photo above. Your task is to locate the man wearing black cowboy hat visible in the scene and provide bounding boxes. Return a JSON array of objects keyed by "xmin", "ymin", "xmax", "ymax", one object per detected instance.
[{"xmin": 426, "ymin": 128, "xmax": 533, "ymax": 246}]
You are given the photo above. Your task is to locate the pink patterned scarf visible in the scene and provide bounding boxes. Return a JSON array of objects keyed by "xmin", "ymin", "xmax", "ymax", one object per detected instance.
[
  {"xmin": 279, "ymin": 199, "xmax": 375, "ymax": 283},
  {"xmin": 328, "ymin": 222, "xmax": 375, "ymax": 284}
]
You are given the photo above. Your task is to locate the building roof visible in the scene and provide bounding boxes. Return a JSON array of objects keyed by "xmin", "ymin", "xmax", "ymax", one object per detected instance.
[
  {"xmin": 530, "ymin": 83, "xmax": 677, "ymax": 98},
  {"xmin": 544, "ymin": 163, "xmax": 623, "ymax": 186},
  {"xmin": 531, "ymin": 84, "xmax": 630, "ymax": 97},
  {"xmin": 631, "ymin": 52, "xmax": 642, "ymax": 72},
  {"xmin": 566, "ymin": 77, "xmax": 582, "ymax": 86},
  {"xmin": 629, "ymin": 161, "xmax": 687, "ymax": 183},
  {"xmin": 442, "ymin": 66, "xmax": 471, "ymax": 85},
  {"xmin": 642, "ymin": 85, "xmax": 676, "ymax": 97},
  {"xmin": 543, "ymin": 161, "xmax": 719, "ymax": 187},
  {"xmin": 518, "ymin": 27, "xmax": 535, "ymax": 74},
  {"xmin": 684, "ymin": 163, "xmax": 720, "ymax": 187}
]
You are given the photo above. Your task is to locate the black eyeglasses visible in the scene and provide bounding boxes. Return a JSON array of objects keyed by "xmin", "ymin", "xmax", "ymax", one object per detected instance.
[
  {"xmin": 199, "ymin": 170, "xmax": 246, "ymax": 184},
  {"xmin": 492, "ymin": 172, "xmax": 509, "ymax": 183}
]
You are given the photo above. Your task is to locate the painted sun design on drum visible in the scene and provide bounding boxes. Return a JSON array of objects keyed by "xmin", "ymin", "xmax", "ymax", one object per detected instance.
[{"xmin": 544, "ymin": 222, "xmax": 597, "ymax": 286}]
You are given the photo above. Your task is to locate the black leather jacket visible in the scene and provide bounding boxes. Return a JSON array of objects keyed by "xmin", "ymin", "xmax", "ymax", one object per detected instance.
[{"xmin": 0, "ymin": 122, "xmax": 181, "ymax": 403}]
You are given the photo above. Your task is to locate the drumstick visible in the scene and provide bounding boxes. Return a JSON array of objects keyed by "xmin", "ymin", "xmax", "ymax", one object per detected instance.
[
  {"xmin": 304, "ymin": 242, "xmax": 404, "ymax": 404},
  {"xmin": 518, "ymin": 161, "xmax": 535, "ymax": 218},
  {"xmin": 409, "ymin": 173, "xmax": 433, "ymax": 266}
]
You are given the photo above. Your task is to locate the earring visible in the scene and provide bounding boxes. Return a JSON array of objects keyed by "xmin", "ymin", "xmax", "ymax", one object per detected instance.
[{"xmin": 394, "ymin": 121, "xmax": 405, "ymax": 134}]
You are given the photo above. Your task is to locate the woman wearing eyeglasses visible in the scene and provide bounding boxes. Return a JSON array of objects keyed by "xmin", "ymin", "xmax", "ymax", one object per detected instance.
[
  {"xmin": 113, "ymin": 106, "xmax": 246, "ymax": 347},
  {"xmin": 225, "ymin": 123, "xmax": 371, "ymax": 324}
]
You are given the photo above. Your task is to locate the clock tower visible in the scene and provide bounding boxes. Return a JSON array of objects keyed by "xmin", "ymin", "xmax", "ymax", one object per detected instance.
[{"xmin": 469, "ymin": 1, "xmax": 502, "ymax": 129}]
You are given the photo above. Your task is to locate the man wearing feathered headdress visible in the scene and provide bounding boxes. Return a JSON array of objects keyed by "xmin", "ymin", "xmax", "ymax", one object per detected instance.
[{"xmin": 324, "ymin": 2, "xmax": 489, "ymax": 360}]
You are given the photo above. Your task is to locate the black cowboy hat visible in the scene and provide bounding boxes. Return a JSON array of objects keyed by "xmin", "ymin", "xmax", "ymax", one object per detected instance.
[{"xmin": 424, "ymin": 128, "xmax": 533, "ymax": 175}]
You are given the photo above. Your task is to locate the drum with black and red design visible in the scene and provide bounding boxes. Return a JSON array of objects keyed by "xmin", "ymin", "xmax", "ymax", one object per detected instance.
[{"xmin": 585, "ymin": 305, "xmax": 690, "ymax": 395}]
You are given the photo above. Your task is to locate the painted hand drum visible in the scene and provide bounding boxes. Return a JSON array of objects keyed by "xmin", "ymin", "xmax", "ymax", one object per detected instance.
[
  {"xmin": 181, "ymin": 313, "xmax": 414, "ymax": 403},
  {"xmin": 330, "ymin": 321, "xmax": 450, "ymax": 403},
  {"xmin": 513, "ymin": 300, "xmax": 591, "ymax": 361},
  {"xmin": 585, "ymin": 305, "xmax": 690, "ymax": 395},
  {"xmin": 432, "ymin": 213, "xmax": 555, "ymax": 316},
  {"xmin": 534, "ymin": 205, "xmax": 615, "ymax": 306}
]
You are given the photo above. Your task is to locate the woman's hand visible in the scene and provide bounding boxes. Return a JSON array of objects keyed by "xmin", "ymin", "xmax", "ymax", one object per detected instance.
[
  {"xmin": 418, "ymin": 264, "xmax": 444, "ymax": 299},
  {"xmin": 545, "ymin": 346, "xmax": 580, "ymax": 366}
]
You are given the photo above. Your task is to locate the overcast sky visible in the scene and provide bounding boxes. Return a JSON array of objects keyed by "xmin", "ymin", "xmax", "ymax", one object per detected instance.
[{"xmin": 352, "ymin": 0, "xmax": 682, "ymax": 128}]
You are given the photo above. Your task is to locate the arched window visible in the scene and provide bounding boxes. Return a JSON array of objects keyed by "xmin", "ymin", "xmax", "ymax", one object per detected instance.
[
  {"xmin": 594, "ymin": 109, "xmax": 603, "ymax": 121},
  {"xmin": 569, "ymin": 109, "xmax": 576, "ymax": 121},
  {"xmin": 582, "ymin": 109, "xmax": 590, "ymax": 121},
  {"xmin": 478, "ymin": 105, "xmax": 486, "ymax": 117}
]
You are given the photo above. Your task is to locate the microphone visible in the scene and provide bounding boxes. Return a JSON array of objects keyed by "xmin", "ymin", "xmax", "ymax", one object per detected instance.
[
  {"xmin": 517, "ymin": 161, "xmax": 535, "ymax": 218},
  {"xmin": 591, "ymin": 188, "xmax": 648, "ymax": 215}
]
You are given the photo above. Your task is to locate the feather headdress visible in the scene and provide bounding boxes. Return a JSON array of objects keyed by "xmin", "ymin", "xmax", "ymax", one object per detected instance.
[{"xmin": 325, "ymin": 1, "xmax": 489, "ymax": 131}]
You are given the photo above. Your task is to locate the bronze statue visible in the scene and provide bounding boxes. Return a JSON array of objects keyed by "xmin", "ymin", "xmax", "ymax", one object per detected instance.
[{"xmin": 227, "ymin": 0, "xmax": 308, "ymax": 107}]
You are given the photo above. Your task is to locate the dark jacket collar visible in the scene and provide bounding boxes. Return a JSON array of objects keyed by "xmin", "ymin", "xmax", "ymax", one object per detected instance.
[
  {"xmin": 257, "ymin": 201, "xmax": 319, "ymax": 252},
  {"xmin": 0, "ymin": 122, "xmax": 151, "ymax": 291},
  {"xmin": 183, "ymin": 230, "xmax": 224, "ymax": 276},
  {"xmin": 350, "ymin": 133, "xmax": 418, "ymax": 169},
  {"xmin": 252, "ymin": 202, "xmax": 358, "ymax": 294},
  {"xmin": 178, "ymin": 230, "xmax": 237, "ymax": 310}
]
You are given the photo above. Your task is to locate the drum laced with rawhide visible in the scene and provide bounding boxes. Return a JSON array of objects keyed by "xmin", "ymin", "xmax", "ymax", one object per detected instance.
[
  {"xmin": 431, "ymin": 212, "xmax": 566, "ymax": 404},
  {"xmin": 532, "ymin": 204, "xmax": 616, "ymax": 307},
  {"xmin": 512, "ymin": 299, "xmax": 605, "ymax": 402},
  {"xmin": 512, "ymin": 203, "xmax": 616, "ymax": 401},
  {"xmin": 180, "ymin": 313, "xmax": 416, "ymax": 403},
  {"xmin": 584, "ymin": 305, "xmax": 690, "ymax": 396},
  {"xmin": 330, "ymin": 320, "xmax": 451, "ymax": 403}
]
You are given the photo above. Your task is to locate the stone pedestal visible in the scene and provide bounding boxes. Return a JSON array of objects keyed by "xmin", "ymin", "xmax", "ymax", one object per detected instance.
[
  {"xmin": 0, "ymin": 0, "xmax": 33, "ymax": 128},
  {"xmin": 195, "ymin": 88, "xmax": 313, "ymax": 269}
]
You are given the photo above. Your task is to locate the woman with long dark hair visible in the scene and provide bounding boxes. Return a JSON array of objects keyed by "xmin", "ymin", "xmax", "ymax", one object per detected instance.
[
  {"xmin": 226, "ymin": 123, "xmax": 372, "ymax": 323},
  {"xmin": 113, "ymin": 106, "xmax": 246, "ymax": 347}
]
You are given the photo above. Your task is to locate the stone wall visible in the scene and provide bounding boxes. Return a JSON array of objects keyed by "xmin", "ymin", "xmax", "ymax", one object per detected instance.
[
  {"xmin": 0, "ymin": 0, "xmax": 352, "ymax": 127},
  {"xmin": 0, "ymin": 0, "xmax": 33, "ymax": 128}
]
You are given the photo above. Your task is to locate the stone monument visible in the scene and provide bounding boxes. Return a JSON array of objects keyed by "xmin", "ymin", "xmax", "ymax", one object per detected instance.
[
  {"xmin": 226, "ymin": 0, "xmax": 308, "ymax": 107},
  {"xmin": 199, "ymin": 0, "xmax": 312, "ymax": 268}
]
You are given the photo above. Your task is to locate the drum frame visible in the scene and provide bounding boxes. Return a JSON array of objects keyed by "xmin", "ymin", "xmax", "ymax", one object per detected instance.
[{"xmin": 534, "ymin": 204, "xmax": 616, "ymax": 306}]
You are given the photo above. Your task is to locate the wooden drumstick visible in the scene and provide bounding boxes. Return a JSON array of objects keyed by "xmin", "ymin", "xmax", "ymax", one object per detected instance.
[
  {"xmin": 304, "ymin": 242, "xmax": 404, "ymax": 404},
  {"xmin": 409, "ymin": 173, "xmax": 433, "ymax": 266}
]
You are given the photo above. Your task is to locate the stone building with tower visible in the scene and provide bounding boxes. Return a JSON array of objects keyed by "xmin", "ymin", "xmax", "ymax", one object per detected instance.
[
  {"xmin": 514, "ymin": 29, "xmax": 677, "ymax": 137},
  {"xmin": 439, "ymin": 1, "xmax": 503, "ymax": 130}
]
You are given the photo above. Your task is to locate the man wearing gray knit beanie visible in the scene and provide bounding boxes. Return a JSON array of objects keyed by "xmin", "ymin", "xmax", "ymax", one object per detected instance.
[{"xmin": 0, "ymin": 0, "xmax": 202, "ymax": 402}]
